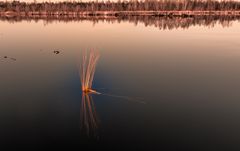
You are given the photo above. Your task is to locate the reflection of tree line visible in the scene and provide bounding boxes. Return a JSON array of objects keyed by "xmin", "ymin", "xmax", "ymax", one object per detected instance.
[{"xmin": 0, "ymin": 15, "xmax": 239, "ymax": 30}]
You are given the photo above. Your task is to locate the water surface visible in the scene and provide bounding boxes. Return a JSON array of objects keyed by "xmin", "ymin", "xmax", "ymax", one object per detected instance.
[{"xmin": 1, "ymin": 17, "xmax": 240, "ymax": 149}]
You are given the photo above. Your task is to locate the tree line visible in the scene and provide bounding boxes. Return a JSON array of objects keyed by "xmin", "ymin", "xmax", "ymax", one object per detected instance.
[{"xmin": 0, "ymin": 0, "xmax": 240, "ymax": 13}]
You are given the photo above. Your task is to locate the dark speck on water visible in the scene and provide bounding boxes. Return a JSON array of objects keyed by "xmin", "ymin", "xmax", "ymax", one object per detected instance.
[
  {"xmin": 53, "ymin": 50, "xmax": 60, "ymax": 54},
  {"xmin": 2, "ymin": 56, "xmax": 16, "ymax": 61}
]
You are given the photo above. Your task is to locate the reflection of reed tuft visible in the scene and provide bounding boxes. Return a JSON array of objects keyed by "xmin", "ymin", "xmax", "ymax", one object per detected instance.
[{"xmin": 80, "ymin": 93, "xmax": 99, "ymax": 138}]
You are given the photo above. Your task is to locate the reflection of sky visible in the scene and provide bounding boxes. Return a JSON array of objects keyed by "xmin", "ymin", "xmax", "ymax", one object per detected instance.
[
  {"xmin": 1, "ymin": 20, "xmax": 240, "ymax": 95},
  {"xmin": 1, "ymin": 19, "xmax": 240, "ymax": 101},
  {"xmin": 0, "ymin": 20, "xmax": 239, "ymax": 55}
]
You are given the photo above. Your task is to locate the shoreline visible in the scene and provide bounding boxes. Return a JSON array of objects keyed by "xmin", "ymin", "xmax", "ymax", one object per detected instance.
[{"xmin": 1, "ymin": 11, "xmax": 240, "ymax": 17}]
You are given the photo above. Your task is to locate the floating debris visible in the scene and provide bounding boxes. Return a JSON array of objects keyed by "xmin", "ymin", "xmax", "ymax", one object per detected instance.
[
  {"xmin": 53, "ymin": 50, "xmax": 60, "ymax": 54},
  {"xmin": 2, "ymin": 56, "xmax": 16, "ymax": 61},
  {"xmin": 10, "ymin": 58, "xmax": 16, "ymax": 61}
]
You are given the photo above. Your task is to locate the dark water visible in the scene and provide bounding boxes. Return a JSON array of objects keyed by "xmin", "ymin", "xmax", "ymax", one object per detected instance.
[{"xmin": 1, "ymin": 17, "xmax": 240, "ymax": 150}]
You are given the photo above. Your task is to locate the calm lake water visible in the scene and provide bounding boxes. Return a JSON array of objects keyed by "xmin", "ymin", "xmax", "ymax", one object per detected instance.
[{"xmin": 1, "ymin": 17, "xmax": 240, "ymax": 149}]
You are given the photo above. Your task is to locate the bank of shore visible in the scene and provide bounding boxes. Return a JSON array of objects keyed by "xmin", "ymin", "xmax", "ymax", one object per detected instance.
[{"xmin": 1, "ymin": 11, "xmax": 240, "ymax": 18}]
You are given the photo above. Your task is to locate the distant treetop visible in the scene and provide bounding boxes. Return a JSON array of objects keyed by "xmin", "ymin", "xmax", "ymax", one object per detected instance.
[{"xmin": 0, "ymin": 0, "xmax": 240, "ymax": 12}]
